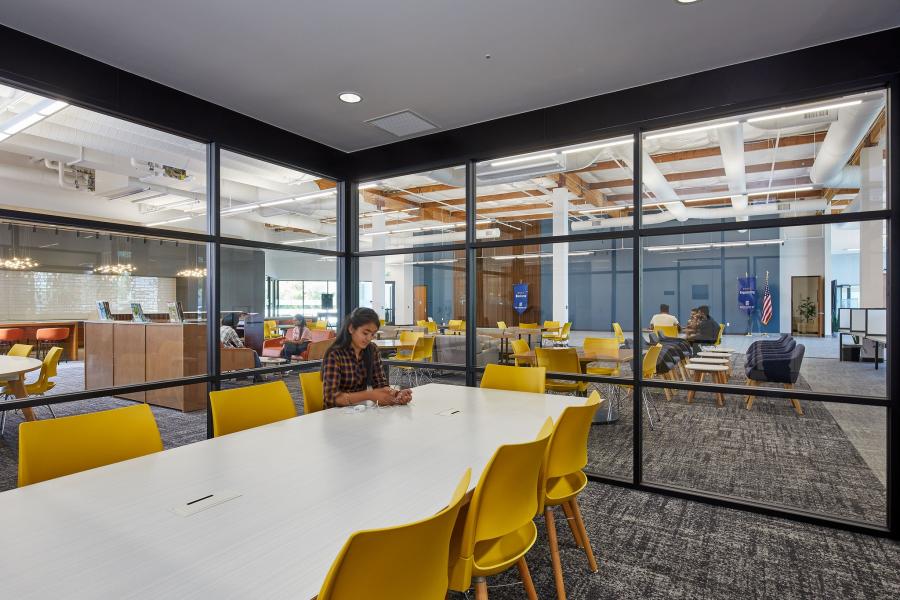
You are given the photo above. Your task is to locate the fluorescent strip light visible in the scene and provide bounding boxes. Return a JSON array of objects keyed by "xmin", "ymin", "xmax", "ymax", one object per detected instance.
[
  {"xmin": 490, "ymin": 152, "xmax": 558, "ymax": 168},
  {"xmin": 145, "ymin": 216, "xmax": 192, "ymax": 227},
  {"xmin": 645, "ymin": 120, "xmax": 740, "ymax": 140},
  {"xmin": 747, "ymin": 186, "xmax": 814, "ymax": 197},
  {"xmin": 221, "ymin": 203, "xmax": 260, "ymax": 214},
  {"xmin": 283, "ymin": 236, "xmax": 331, "ymax": 244},
  {"xmin": 646, "ymin": 239, "xmax": 784, "ymax": 251},
  {"xmin": 561, "ymin": 139, "xmax": 633, "ymax": 155},
  {"xmin": 259, "ymin": 198, "xmax": 296, "ymax": 207},
  {"xmin": 747, "ymin": 239, "xmax": 784, "ymax": 246},
  {"xmin": 37, "ymin": 100, "xmax": 69, "ymax": 116},
  {"xmin": 747, "ymin": 100, "xmax": 862, "ymax": 123},
  {"xmin": 3, "ymin": 113, "xmax": 44, "ymax": 135},
  {"xmin": 579, "ymin": 204, "xmax": 633, "ymax": 214},
  {"xmin": 645, "ymin": 245, "xmax": 679, "ymax": 252}
]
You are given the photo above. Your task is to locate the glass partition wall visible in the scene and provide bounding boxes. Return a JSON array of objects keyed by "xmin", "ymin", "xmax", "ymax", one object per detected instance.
[
  {"xmin": 0, "ymin": 82, "xmax": 343, "ymax": 491},
  {"xmin": 350, "ymin": 87, "xmax": 893, "ymax": 534}
]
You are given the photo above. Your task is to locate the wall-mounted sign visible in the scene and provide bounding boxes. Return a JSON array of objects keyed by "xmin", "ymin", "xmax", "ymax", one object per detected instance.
[{"xmin": 513, "ymin": 283, "xmax": 529, "ymax": 315}]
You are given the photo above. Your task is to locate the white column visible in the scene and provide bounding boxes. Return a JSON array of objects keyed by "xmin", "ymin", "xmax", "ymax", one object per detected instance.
[
  {"xmin": 859, "ymin": 145, "xmax": 886, "ymax": 308},
  {"xmin": 551, "ymin": 187, "xmax": 569, "ymax": 324},
  {"xmin": 371, "ymin": 214, "xmax": 386, "ymax": 319}
]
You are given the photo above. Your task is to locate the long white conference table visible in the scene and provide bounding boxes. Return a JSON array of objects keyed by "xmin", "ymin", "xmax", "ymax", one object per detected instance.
[{"xmin": 0, "ymin": 383, "xmax": 584, "ymax": 599}]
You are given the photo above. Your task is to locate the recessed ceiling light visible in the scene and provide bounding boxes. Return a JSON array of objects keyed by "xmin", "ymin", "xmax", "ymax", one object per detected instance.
[
  {"xmin": 339, "ymin": 92, "xmax": 362, "ymax": 104},
  {"xmin": 675, "ymin": 0, "xmax": 701, "ymax": 4}
]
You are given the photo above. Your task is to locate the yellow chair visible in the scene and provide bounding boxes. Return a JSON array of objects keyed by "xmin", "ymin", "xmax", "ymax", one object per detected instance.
[
  {"xmin": 624, "ymin": 344, "xmax": 664, "ymax": 428},
  {"xmin": 7, "ymin": 343, "xmax": 33, "ymax": 357},
  {"xmin": 519, "ymin": 322, "xmax": 539, "ymax": 329},
  {"xmin": 209, "ymin": 380, "xmax": 297, "ymax": 437},
  {"xmin": 18, "ymin": 404, "xmax": 163, "ymax": 487},
  {"xmin": 540, "ymin": 393, "xmax": 603, "ymax": 599},
  {"xmin": 497, "ymin": 321, "xmax": 508, "ymax": 330},
  {"xmin": 543, "ymin": 320, "xmax": 561, "ymax": 336},
  {"xmin": 299, "ymin": 371, "xmax": 324, "ymax": 415},
  {"xmin": 449, "ymin": 320, "xmax": 466, "ymax": 335},
  {"xmin": 263, "ymin": 320, "xmax": 280, "ymax": 339},
  {"xmin": 583, "ymin": 337, "xmax": 621, "ymax": 376},
  {"xmin": 714, "ymin": 323, "xmax": 725, "ymax": 346},
  {"xmin": 448, "ymin": 319, "xmax": 462, "ymax": 333},
  {"xmin": 544, "ymin": 322, "xmax": 572, "ymax": 346},
  {"xmin": 426, "ymin": 321, "xmax": 438, "ymax": 334},
  {"xmin": 394, "ymin": 331, "xmax": 424, "ymax": 360},
  {"xmin": 2, "ymin": 346, "xmax": 63, "ymax": 432},
  {"xmin": 394, "ymin": 337, "xmax": 435, "ymax": 387},
  {"xmin": 448, "ymin": 419, "xmax": 554, "ymax": 599},
  {"xmin": 535, "ymin": 348, "xmax": 587, "ymax": 395},
  {"xmin": 318, "ymin": 469, "xmax": 471, "ymax": 600},
  {"xmin": 653, "ymin": 324, "xmax": 679, "ymax": 338},
  {"xmin": 612, "ymin": 322, "xmax": 625, "ymax": 345},
  {"xmin": 510, "ymin": 338, "xmax": 532, "ymax": 367},
  {"xmin": 317, "ymin": 319, "xmax": 330, "ymax": 330},
  {"xmin": 416, "ymin": 319, "xmax": 428, "ymax": 327},
  {"xmin": 480, "ymin": 364, "xmax": 546, "ymax": 394}
]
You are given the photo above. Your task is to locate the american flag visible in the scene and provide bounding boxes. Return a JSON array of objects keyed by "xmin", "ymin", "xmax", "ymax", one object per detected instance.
[{"xmin": 760, "ymin": 272, "xmax": 773, "ymax": 326}]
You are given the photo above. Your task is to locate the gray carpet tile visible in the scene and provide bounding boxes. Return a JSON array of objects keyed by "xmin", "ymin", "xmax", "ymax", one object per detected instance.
[{"xmin": 449, "ymin": 483, "xmax": 900, "ymax": 600}]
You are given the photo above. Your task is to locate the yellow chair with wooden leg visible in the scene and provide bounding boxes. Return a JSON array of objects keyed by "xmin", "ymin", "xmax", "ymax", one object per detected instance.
[
  {"xmin": 2, "ymin": 346, "xmax": 63, "ymax": 432},
  {"xmin": 7, "ymin": 344, "xmax": 33, "ymax": 357},
  {"xmin": 317, "ymin": 469, "xmax": 472, "ymax": 600},
  {"xmin": 535, "ymin": 348, "xmax": 588, "ymax": 395},
  {"xmin": 480, "ymin": 364, "xmax": 546, "ymax": 394},
  {"xmin": 544, "ymin": 322, "xmax": 572, "ymax": 346},
  {"xmin": 299, "ymin": 371, "xmax": 324, "ymax": 415},
  {"xmin": 263, "ymin": 320, "xmax": 280, "ymax": 339},
  {"xmin": 18, "ymin": 404, "xmax": 163, "ymax": 487},
  {"xmin": 448, "ymin": 419, "xmax": 554, "ymax": 600},
  {"xmin": 540, "ymin": 392, "xmax": 603, "ymax": 600},
  {"xmin": 713, "ymin": 323, "xmax": 725, "ymax": 346},
  {"xmin": 510, "ymin": 338, "xmax": 532, "ymax": 367},
  {"xmin": 497, "ymin": 321, "xmax": 508, "ymax": 330},
  {"xmin": 209, "ymin": 380, "xmax": 297, "ymax": 437}
]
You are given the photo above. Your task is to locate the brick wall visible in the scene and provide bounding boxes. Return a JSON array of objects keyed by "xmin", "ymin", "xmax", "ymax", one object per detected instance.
[{"xmin": 0, "ymin": 271, "xmax": 177, "ymax": 320}]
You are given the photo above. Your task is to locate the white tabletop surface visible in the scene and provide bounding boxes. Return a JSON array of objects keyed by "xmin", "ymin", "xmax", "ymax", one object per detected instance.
[
  {"xmin": 0, "ymin": 383, "xmax": 583, "ymax": 599},
  {"xmin": 0, "ymin": 355, "xmax": 42, "ymax": 380}
]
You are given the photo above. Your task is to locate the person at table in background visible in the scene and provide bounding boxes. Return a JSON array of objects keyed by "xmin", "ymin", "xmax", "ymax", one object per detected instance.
[
  {"xmin": 280, "ymin": 314, "xmax": 313, "ymax": 360},
  {"xmin": 321, "ymin": 307, "xmax": 412, "ymax": 408},
  {"xmin": 649, "ymin": 303, "xmax": 680, "ymax": 331},
  {"xmin": 220, "ymin": 313, "xmax": 262, "ymax": 369},
  {"xmin": 686, "ymin": 305, "xmax": 720, "ymax": 354},
  {"xmin": 683, "ymin": 307, "xmax": 701, "ymax": 338}
]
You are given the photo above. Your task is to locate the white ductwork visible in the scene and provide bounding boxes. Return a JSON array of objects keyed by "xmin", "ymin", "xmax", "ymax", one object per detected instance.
[
  {"xmin": 232, "ymin": 210, "xmax": 332, "ymax": 236},
  {"xmin": 808, "ymin": 98, "xmax": 883, "ymax": 188},
  {"xmin": 572, "ymin": 199, "xmax": 828, "ymax": 230},
  {"xmin": 718, "ymin": 124, "xmax": 748, "ymax": 211},
  {"xmin": 608, "ymin": 145, "xmax": 688, "ymax": 221}
]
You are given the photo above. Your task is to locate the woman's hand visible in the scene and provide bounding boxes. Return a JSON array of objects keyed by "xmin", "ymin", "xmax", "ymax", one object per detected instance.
[
  {"xmin": 371, "ymin": 386, "xmax": 397, "ymax": 405},
  {"xmin": 394, "ymin": 388, "xmax": 412, "ymax": 405}
]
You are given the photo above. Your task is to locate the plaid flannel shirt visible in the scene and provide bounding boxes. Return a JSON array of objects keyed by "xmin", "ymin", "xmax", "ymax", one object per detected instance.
[{"xmin": 321, "ymin": 343, "xmax": 388, "ymax": 408}]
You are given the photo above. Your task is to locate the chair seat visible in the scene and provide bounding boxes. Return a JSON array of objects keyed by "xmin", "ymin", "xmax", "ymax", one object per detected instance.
[
  {"xmin": 545, "ymin": 470, "xmax": 588, "ymax": 506},
  {"xmin": 472, "ymin": 521, "xmax": 538, "ymax": 577},
  {"xmin": 546, "ymin": 379, "xmax": 586, "ymax": 393},
  {"xmin": 586, "ymin": 365, "xmax": 619, "ymax": 376}
]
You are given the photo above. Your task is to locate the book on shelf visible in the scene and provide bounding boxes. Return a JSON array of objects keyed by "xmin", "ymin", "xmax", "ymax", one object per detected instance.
[
  {"xmin": 96, "ymin": 301, "xmax": 112, "ymax": 320},
  {"xmin": 167, "ymin": 301, "xmax": 185, "ymax": 323},
  {"xmin": 130, "ymin": 302, "xmax": 150, "ymax": 323}
]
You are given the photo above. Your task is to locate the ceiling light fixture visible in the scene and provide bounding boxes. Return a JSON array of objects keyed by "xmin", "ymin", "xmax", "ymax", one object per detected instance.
[
  {"xmin": 94, "ymin": 263, "xmax": 136, "ymax": 275},
  {"xmin": 645, "ymin": 120, "xmax": 740, "ymax": 140},
  {"xmin": 0, "ymin": 98, "xmax": 69, "ymax": 140},
  {"xmin": 282, "ymin": 236, "xmax": 332, "ymax": 244},
  {"xmin": 645, "ymin": 239, "xmax": 783, "ymax": 252},
  {"xmin": 0, "ymin": 256, "xmax": 39, "ymax": 270},
  {"xmin": 339, "ymin": 92, "xmax": 363, "ymax": 104},
  {"xmin": 747, "ymin": 186, "xmax": 814, "ymax": 197},
  {"xmin": 177, "ymin": 267, "xmax": 207, "ymax": 278},
  {"xmin": 221, "ymin": 203, "xmax": 260, "ymax": 214},
  {"xmin": 747, "ymin": 99, "xmax": 862, "ymax": 123},
  {"xmin": 146, "ymin": 216, "xmax": 192, "ymax": 227},
  {"xmin": 38, "ymin": 100, "xmax": 69, "ymax": 116},
  {"xmin": 561, "ymin": 138, "xmax": 633, "ymax": 154},
  {"xmin": 490, "ymin": 152, "xmax": 558, "ymax": 168},
  {"xmin": 675, "ymin": 0, "xmax": 701, "ymax": 4}
]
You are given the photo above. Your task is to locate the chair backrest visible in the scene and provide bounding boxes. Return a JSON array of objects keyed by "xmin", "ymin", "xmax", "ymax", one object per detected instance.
[
  {"xmin": 414, "ymin": 336, "xmax": 435, "ymax": 361},
  {"xmin": 653, "ymin": 324, "xmax": 679, "ymax": 338},
  {"xmin": 300, "ymin": 371, "xmax": 324, "ymax": 415},
  {"xmin": 209, "ymin": 380, "xmax": 297, "ymax": 437},
  {"xmin": 541, "ymin": 393, "xmax": 602, "ymax": 503},
  {"xmin": 715, "ymin": 323, "xmax": 725, "ymax": 345},
  {"xmin": 317, "ymin": 319, "xmax": 330, "ymax": 330},
  {"xmin": 318, "ymin": 469, "xmax": 471, "ymax": 600},
  {"xmin": 416, "ymin": 319, "xmax": 427, "ymax": 327},
  {"xmin": 263, "ymin": 320, "xmax": 278, "ymax": 338},
  {"xmin": 399, "ymin": 330, "xmax": 423, "ymax": 345},
  {"xmin": 426, "ymin": 321, "xmax": 438, "ymax": 334},
  {"xmin": 448, "ymin": 319, "xmax": 461, "ymax": 330},
  {"xmin": 519, "ymin": 322, "xmax": 539, "ymax": 329},
  {"xmin": 497, "ymin": 321, "xmax": 508, "ymax": 330},
  {"xmin": 459, "ymin": 420, "xmax": 553, "ymax": 559},
  {"xmin": 543, "ymin": 320, "xmax": 561, "ymax": 333},
  {"xmin": 559, "ymin": 322, "xmax": 572, "ymax": 339},
  {"xmin": 480, "ymin": 364, "xmax": 546, "ymax": 393},
  {"xmin": 18, "ymin": 404, "xmax": 162, "ymax": 487},
  {"xmin": 510, "ymin": 338, "xmax": 531, "ymax": 366},
  {"xmin": 612, "ymin": 322, "xmax": 625, "ymax": 344},
  {"xmin": 32, "ymin": 347, "xmax": 63, "ymax": 391},
  {"xmin": 642, "ymin": 344, "xmax": 663, "ymax": 378},
  {"xmin": 307, "ymin": 338, "xmax": 335, "ymax": 361},
  {"xmin": 7, "ymin": 343, "xmax": 33, "ymax": 357},
  {"xmin": 583, "ymin": 337, "xmax": 619, "ymax": 356},
  {"xmin": 535, "ymin": 347, "xmax": 581, "ymax": 376}
]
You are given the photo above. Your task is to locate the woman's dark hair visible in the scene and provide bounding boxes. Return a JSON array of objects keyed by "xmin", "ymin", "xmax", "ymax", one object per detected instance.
[
  {"xmin": 294, "ymin": 314, "xmax": 307, "ymax": 329},
  {"xmin": 325, "ymin": 308, "xmax": 381, "ymax": 384},
  {"xmin": 221, "ymin": 312, "xmax": 238, "ymax": 328}
]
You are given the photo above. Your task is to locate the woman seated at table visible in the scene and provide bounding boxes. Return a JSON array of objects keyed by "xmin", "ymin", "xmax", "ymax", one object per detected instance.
[
  {"xmin": 280, "ymin": 314, "xmax": 313, "ymax": 360},
  {"xmin": 220, "ymin": 313, "xmax": 262, "ymax": 369},
  {"xmin": 321, "ymin": 307, "xmax": 412, "ymax": 408}
]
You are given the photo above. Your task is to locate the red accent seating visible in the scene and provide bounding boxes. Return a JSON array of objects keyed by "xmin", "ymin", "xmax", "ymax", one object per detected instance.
[
  {"xmin": 35, "ymin": 327, "xmax": 70, "ymax": 359},
  {"xmin": 0, "ymin": 328, "xmax": 25, "ymax": 354}
]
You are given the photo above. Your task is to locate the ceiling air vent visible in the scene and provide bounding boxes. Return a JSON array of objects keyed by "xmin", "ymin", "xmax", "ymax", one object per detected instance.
[{"xmin": 366, "ymin": 110, "xmax": 437, "ymax": 137}]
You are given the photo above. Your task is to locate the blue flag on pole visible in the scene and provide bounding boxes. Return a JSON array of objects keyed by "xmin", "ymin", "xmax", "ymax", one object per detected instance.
[
  {"xmin": 513, "ymin": 283, "xmax": 529, "ymax": 315},
  {"xmin": 738, "ymin": 276, "xmax": 757, "ymax": 315}
]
